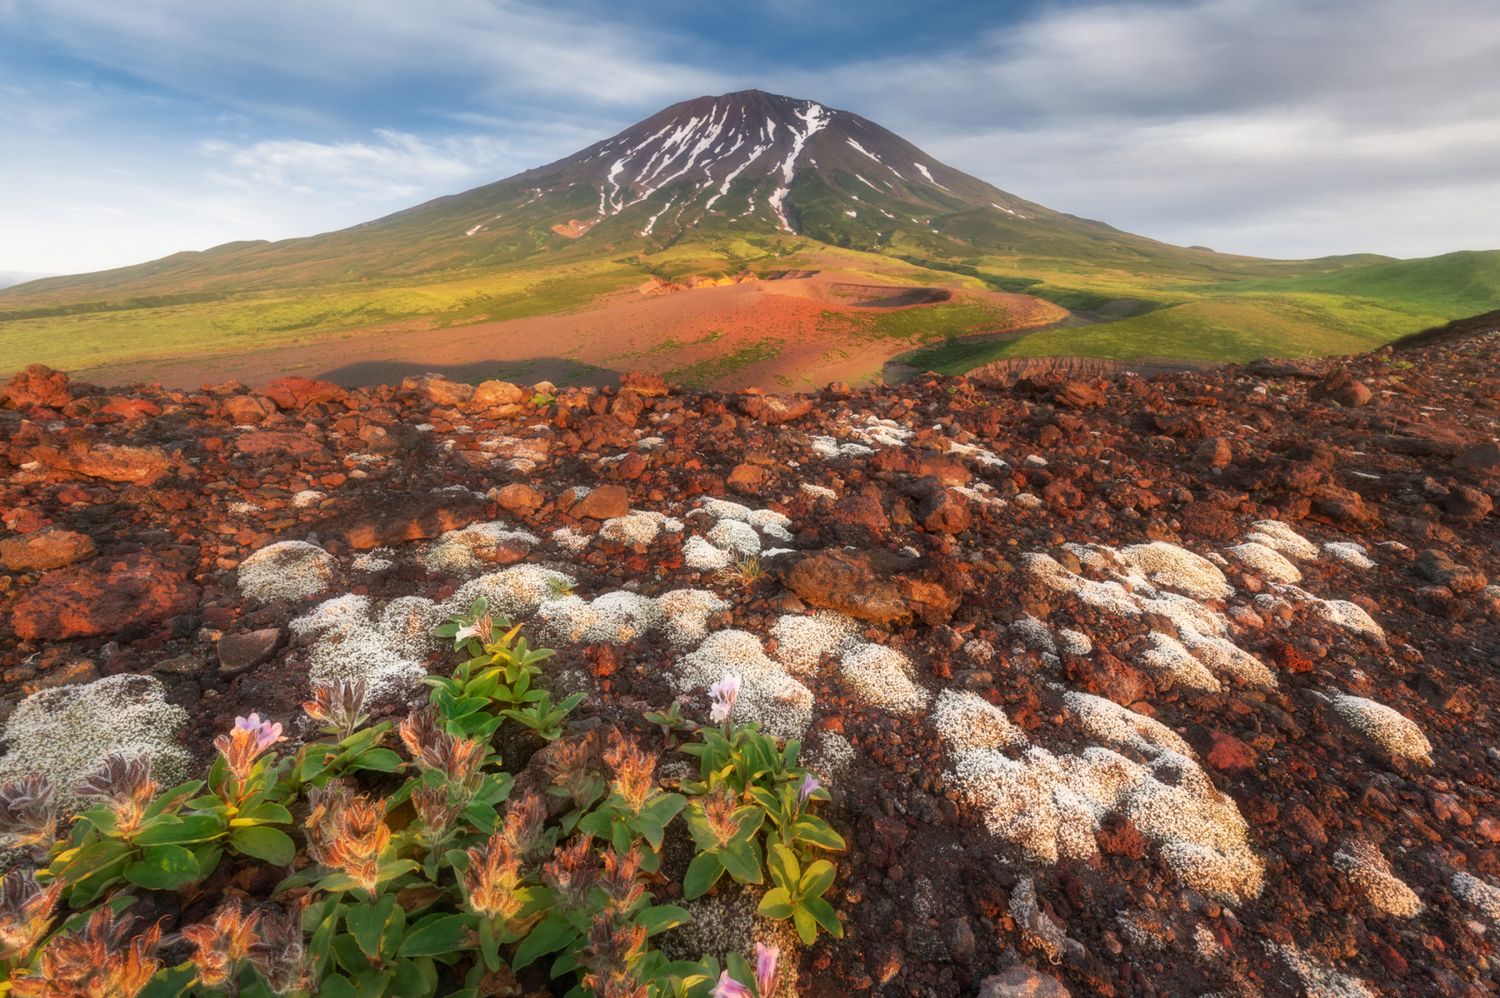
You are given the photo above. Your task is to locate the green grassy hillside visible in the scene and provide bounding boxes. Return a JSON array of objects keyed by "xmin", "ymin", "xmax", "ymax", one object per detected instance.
[{"xmin": 897, "ymin": 250, "xmax": 1500, "ymax": 374}]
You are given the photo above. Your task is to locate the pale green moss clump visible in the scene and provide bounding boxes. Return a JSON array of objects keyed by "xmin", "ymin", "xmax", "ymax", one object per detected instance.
[{"xmin": 0, "ymin": 674, "xmax": 191, "ymax": 812}]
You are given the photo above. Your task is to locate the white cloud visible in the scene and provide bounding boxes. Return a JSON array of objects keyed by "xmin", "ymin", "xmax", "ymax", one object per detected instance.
[
  {"xmin": 776, "ymin": 0, "xmax": 1500, "ymax": 257},
  {"xmin": 200, "ymin": 130, "xmax": 508, "ymax": 201}
]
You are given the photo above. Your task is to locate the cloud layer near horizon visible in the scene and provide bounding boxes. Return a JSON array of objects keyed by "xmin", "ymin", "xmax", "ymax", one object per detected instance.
[{"xmin": 2, "ymin": 0, "xmax": 1497, "ymax": 274}]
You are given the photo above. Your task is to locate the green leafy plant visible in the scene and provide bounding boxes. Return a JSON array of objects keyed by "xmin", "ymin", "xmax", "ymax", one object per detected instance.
[
  {"xmin": 0, "ymin": 602, "xmax": 846, "ymax": 996},
  {"xmin": 643, "ymin": 701, "xmax": 697, "ymax": 749},
  {"xmin": 502, "ymin": 689, "xmax": 585, "ymax": 742}
]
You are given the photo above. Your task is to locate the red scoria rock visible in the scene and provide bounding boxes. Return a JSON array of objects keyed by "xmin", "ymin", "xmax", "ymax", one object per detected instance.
[
  {"xmin": 31, "ymin": 441, "xmax": 172, "ymax": 485},
  {"xmin": 569, "ymin": 484, "xmax": 631, "ymax": 520},
  {"xmin": 339, "ymin": 491, "xmax": 488, "ymax": 550},
  {"xmin": 737, "ymin": 392, "xmax": 815, "ymax": 425},
  {"xmin": 1, "ymin": 364, "xmax": 71, "ymax": 409},
  {"xmin": 0, "ymin": 529, "xmax": 96, "ymax": 572},
  {"xmin": 11, "ymin": 553, "xmax": 200, "ymax": 639},
  {"xmin": 261, "ymin": 376, "xmax": 346, "ymax": 410}
]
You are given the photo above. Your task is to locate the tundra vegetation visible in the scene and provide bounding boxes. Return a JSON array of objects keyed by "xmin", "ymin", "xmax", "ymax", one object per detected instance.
[{"xmin": 0, "ymin": 599, "xmax": 844, "ymax": 997}]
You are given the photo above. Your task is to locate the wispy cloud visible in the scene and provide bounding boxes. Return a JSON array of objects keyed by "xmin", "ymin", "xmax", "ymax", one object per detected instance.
[
  {"xmin": 6, "ymin": 0, "xmax": 721, "ymax": 116},
  {"xmin": 780, "ymin": 0, "xmax": 1500, "ymax": 256}
]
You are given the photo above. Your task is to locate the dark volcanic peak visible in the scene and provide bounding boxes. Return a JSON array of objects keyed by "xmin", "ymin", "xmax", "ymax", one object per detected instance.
[{"xmin": 533, "ymin": 89, "xmax": 1026, "ymax": 236}]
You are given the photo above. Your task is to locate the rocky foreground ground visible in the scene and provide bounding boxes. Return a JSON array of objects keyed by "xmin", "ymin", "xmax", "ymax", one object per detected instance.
[{"xmin": 1, "ymin": 314, "xmax": 1497, "ymax": 996}]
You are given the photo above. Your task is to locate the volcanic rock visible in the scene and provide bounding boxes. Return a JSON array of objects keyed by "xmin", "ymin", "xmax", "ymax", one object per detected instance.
[
  {"xmin": 11, "ymin": 553, "xmax": 200, "ymax": 639},
  {"xmin": 32, "ymin": 441, "xmax": 171, "ymax": 485},
  {"xmin": 262, "ymin": 376, "xmax": 346, "ymax": 410},
  {"xmin": 0, "ymin": 529, "xmax": 96, "ymax": 572},
  {"xmin": 568, "ymin": 485, "xmax": 631, "ymax": 520},
  {"xmin": 978, "ymin": 966, "xmax": 1071, "ymax": 997},
  {"xmin": 737, "ymin": 393, "xmax": 815, "ymax": 425},
  {"xmin": 494, "ymin": 483, "xmax": 545, "ymax": 516},
  {"xmin": 224, "ymin": 394, "xmax": 275, "ymax": 424},
  {"xmin": 217, "ymin": 628, "xmax": 284, "ymax": 675},
  {"xmin": 2, "ymin": 364, "xmax": 72, "ymax": 409},
  {"xmin": 779, "ymin": 548, "xmax": 959, "ymax": 625},
  {"xmin": 339, "ymin": 490, "xmax": 488, "ymax": 550}
]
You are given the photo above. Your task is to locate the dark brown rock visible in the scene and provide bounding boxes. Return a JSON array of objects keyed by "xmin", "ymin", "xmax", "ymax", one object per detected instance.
[
  {"xmin": 472, "ymin": 380, "xmax": 527, "ymax": 410},
  {"xmin": 1415, "ymin": 548, "xmax": 1487, "ymax": 594},
  {"xmin": 1054, "ymin": 380, "xmax": 1105, "ymax": 409},
  {"xmin": 340, "ymin": 491, "xmax": 488, "ymax": 550},
  {"xmin": 32, "ymin": 441, "xmax": 172, "ymax": 485},
  {"xmin": 918, "ymin": 487, "xmax": 972, "ymax": 534},
  {"xmin": 1453, "ymin": 441, "xmax": 1500, "ymax": 477},
  {"xmin": 494, "ymin": 483, "xmax": 544, "ymax": 515},
  {"xmin": 779, "ymin": 549, "xmax": 960, "ymax": 625},
  {"xmin": 402, "ymin": 373, "xmax": 474, "ymax": 407},
  {"xmin": 224, "ymin": 394, "xmax": 275, "ymax": 424},
  {"xmin": 235, "ymin": 430, "xmax": 327, "ymax": 459},
  {"xmin": 1195, "ymin": 436, "xmax": 1233, "ymax": 468},
  {"xmin": 836, "ymin": 494, "xmax": 889, "ymax": 533},
  {"xmin": 1442, "ymin": 484, "xmax": 1493, "ymax": 523},
  {"xmin": 217, "ymin": 628, "xmax": 284, "ymax": 674},
  {"xmin": 12, "ymin": 553, "xmax": 201, "ymax": 639},
  {"xmin": 979, "ymin": 966, "xmax": 1072, "ymax": 998},
  {"xmin": 727, "ymin": 463, "xmax": 768, "ymax": 495}
]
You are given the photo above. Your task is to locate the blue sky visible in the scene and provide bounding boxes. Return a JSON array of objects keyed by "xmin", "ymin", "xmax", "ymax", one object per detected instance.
[{"xmin": 3, "ymin": 0, "xmax": 1499, "ymax": 275}]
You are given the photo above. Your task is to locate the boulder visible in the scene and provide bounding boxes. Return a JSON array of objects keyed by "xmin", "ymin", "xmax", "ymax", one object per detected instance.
[
  {"xmin": 472, "ymin": 380, "xmax": 527, "ymax": 410},
  {"xmin": 339, "ymin": 490, "xmax": 488, "ymax": 550},
  {"xmin": 0, "ymin": 529, "xmax": 96, "ymax": 572},
  {"xmin": 1453, "ymin": 441, "xmax": 1500, "ymax": 477},
  {"xmin": 569, "ymin": 485, "xmax": 631, "ymax": 520},
  {"xmin": 1, "ymin": 364, "xmax": 71, "ymax": 409},
  {"xmin": 11, "ymin": 553, "xmax": 200, "ymax": 639},
  {"xmin": 224, "ymin": 394, "xmax": 276, "ymax": 424},
  {"xmin": 217, "ymin": 628, "xmax": 284, "ymax": 674},
  {"xmin": 737, "ymin": 393, "xmax": 815, "ymax": 425},
  {"xmin": 235, "ymin": 429, "xmax": 328, "ymax": 459},
  {"xmin": 261, "ymin": 376, "xmax": 346, "ymax": 410},
  {"xmin": 494, "ymin": 483, "xmax": 545, "ymax": 515},
  {"xmin": 779, "ymin": 548, "xmax": 960, "ymax": 625},
  {"xmin": 32, "ymin": 441, "xmax": 172, "ymax": 485},
  {"xmin": 919, "ymin": 487, "xmax": 972, "ymax": 534},
  {"xmin": 978, "ymin": 966, "xmax": 1071, "ymax": 998},
  {"xmin": 402, "ymin": 373, "xmax": 474, "ymax": 407}
]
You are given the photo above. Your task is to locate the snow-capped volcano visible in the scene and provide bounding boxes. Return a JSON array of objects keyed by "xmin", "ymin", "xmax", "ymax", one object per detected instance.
[
  {"xmin": 5, "ymin": 90, "xmax": 1188, "ymax": 302},
  {"xmin": 496, "ymin": 89, "xmax": 1043, "ymax": 243}
]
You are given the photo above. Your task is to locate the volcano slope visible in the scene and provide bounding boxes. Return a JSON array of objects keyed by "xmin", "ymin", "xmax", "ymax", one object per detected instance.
[{"xmin": 0, "ymin": 318, "xmax": 1497, "ymax": 995}]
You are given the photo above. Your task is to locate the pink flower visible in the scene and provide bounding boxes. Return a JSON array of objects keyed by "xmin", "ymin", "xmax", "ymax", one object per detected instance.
[
  {"xmin": 218, "ymin": 714, "xmax": 284, "ymax": 780},
  {"xmin": 754, "ymin": 942, "xmax": 779, "ymax": 995},
  {"xmin": 709, "ymin": 673, "xmax": 741, "ymax": 724},
  {"xmin": 711, "ymin": 970, "xmax": 753, "ymax": 998},
  {"xmin": 235, "ymin": 714, "xmax": 284, "ymax": 753}
]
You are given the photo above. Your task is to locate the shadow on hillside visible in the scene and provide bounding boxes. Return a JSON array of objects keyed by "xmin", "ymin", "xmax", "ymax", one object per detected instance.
[{"xmin": 314, "ymin": 357, "xmax": 623, "ymax": 389}]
